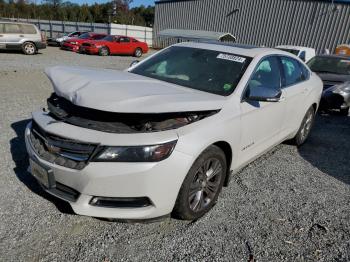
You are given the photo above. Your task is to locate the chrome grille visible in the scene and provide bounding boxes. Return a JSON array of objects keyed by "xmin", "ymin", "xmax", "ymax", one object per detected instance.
[{"xmin": 29, "ymin": 121, "xmax": 98, "ymax": 170}]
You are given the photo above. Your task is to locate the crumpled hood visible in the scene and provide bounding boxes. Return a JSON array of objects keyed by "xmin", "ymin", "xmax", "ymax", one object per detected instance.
[{"xmin": 45, "ymin": 66, "xmax": 226, "ymax": 113}]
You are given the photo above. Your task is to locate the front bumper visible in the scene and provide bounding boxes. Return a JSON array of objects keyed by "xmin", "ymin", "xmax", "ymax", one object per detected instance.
[
  {"xmin": 24, "ymin": 113, "xmax": 195, "ymax": 219},
  {"xmin": 80, "ymin": 46, "xmax": 99, "ymax": 54},
  {"xmin": 321, "ymin": 90, "xmax": 350, "ymax": 110},
  {"xmin": 61, "ymin": 43, "xmax": 79, "ymax": 52}
]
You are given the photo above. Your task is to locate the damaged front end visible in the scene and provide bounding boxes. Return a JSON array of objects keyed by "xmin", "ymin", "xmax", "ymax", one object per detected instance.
[{"xmin": 47, "ymin": 93, "xmax": 219, "ymax": 133}]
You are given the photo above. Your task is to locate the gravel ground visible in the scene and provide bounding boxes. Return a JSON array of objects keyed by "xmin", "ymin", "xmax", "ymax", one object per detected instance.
[{"xmin": 0, "ymin": 47, "xmax": 349, "ymax": 262}]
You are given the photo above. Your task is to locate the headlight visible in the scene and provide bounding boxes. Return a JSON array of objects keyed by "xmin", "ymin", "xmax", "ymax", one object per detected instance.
[
  {"xmin": 70, "ymin": 42, "xmax": 77, "ymax": 45},
  {"xmin": 332, "ymin": 82, "xmax": 350, "ymax": 94},
  {"xmin": 94, "ymin": 140, "xmax": 177, "ymax": 162}
]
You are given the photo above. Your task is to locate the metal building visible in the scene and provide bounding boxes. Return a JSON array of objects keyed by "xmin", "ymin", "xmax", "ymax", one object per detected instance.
[{"xmin": 153, "ymin": 0, "xmax": 350, "ymax": 52}]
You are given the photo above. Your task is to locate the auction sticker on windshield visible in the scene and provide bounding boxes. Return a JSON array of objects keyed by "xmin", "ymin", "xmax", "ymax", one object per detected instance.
[{"xmin": 217, "ymin": 53, "xmax": 246, "ymax": 63}]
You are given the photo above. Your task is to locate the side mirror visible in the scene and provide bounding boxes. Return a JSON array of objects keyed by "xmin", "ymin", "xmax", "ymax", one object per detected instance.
[
  {"xmin": 129, "ymin": 60, "xmax": 140, "ymax": 68},
  {"xmin": 246, "ymin": 86, "xmax": 282, "ymax": 102}
]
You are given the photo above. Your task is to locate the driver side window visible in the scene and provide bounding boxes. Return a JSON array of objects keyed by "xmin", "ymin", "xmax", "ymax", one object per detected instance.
[{"xmin": 247, "ymin": 56, "xmax": 281, "ymax": 95}]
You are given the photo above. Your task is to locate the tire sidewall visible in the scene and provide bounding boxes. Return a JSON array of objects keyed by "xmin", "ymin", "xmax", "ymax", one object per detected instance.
[{"xmin": 173, "ymin": 145, "xmax": 227, "ymax": 220}]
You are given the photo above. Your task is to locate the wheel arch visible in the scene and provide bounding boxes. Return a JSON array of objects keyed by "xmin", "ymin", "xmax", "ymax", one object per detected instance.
[
  {"xmin": 22, "ymin": 41, "xmax": 37, "ymax": 54},
  {"xmin": 213, "ymin": 141, "xmax": 233, "ymax": 187}
]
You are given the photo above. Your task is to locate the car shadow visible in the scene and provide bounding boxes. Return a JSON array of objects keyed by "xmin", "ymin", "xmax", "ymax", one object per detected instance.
[
  {"xmin": 10, "ymin": 119, "xmax": 74, "ymax": 215},
  {"xmin": 298, "ymin": 113, "xmax": 350, "ymax": 185},
  {"xmin": 0, "ymin": 50, "xmax": 43, "ymax": 55}
]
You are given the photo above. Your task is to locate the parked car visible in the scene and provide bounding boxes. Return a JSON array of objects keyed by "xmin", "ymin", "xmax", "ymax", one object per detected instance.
[
  {"xmin": 335, "ymin": 44, "xmax": 350, "ymax": 56},
  {"xmin": 25, "ymin": 42, "xmax": 322, "ymax": 220},
  {"xmin": 307, "ymin": 55, "xmax": 350, "ymax": 115},
  {"xmin": 60, "ymin": 32, "xmax": 106, "ymax": 52},
  {"xmin": 276, "ymin": 45, "xmax": 316, "ymax": 62},
  {"xmin": 79, "ymin": 35, "xmax": 149, "ymax": 57},
  {"xmin": 47, "ymin": 31, "xmax": 87, "ymax": 46},
  {"xmin": 0, "ymin": 21, "xmax": 46, "ymax": 55}
]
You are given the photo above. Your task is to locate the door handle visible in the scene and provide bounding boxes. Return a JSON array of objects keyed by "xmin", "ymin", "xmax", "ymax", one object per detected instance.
[
  {"xmin": 19, "ymin": 35, "xmax": 24, "ymax": 37},
  {"xmin": 0, "ymin": 35, "xmax": 3, "ymax": 37}
]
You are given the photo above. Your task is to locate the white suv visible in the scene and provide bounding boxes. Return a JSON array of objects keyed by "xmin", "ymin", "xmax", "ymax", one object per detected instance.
[
  {"xmin": 0, "ymin": 21, "xmax": 46, "ymax": 55},
  {"xmin": 25, "ymin": 42, "xmax": 322, "ymax": 220}
]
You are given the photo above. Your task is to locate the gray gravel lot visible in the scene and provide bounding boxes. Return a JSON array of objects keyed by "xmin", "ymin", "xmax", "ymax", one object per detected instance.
[{"xmin": 0, "ymin": 47, "xmax": 349, "ymax": 262}]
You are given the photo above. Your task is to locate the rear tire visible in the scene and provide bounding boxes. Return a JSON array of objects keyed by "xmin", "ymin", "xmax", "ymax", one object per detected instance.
[
  {"xmin": 172, "ymin": 145, "xmax": 226, "ymax": 220},
  {"xmin": 22, "ymin": 42, "xmax": 37, "ymax": 55},
  {"xmin": 292, "ymin": 106, "xmax": 315, "ymax": 146},
  {"xmin": 99, "ymin": 46, "xmax": 109, "ymax": 56},
  {"xmin": 134, "ymin": 48, "xmax": 143, "ymax": 58}
]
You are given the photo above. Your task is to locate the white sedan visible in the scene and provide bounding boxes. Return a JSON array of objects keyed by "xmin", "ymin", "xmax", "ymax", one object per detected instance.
[{"xmin": 25, "ymin": 42, "xmax": 323, "ymax": 220}]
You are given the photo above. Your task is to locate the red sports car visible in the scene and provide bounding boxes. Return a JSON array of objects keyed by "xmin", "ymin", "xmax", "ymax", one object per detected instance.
[
  {"xmin": 61, "ymin": 32, "xmax": 106, "ymax": 52},
  {"xmin": 79, "ymin": 35, "xmax": 149, "ymax": 57}
]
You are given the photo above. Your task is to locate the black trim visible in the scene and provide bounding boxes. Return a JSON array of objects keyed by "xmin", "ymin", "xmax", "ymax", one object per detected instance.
[
  {"xmin": 89, "ymin": 196, "xmax": 152, "ymax": 208},
  {"xmin": 45, "ymin": 182, "xmax": 80, "ymax": 202}
]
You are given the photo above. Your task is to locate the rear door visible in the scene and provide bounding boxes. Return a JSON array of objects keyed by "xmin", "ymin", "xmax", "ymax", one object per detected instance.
[
  {"xmin": 19, "ymin": 24, "xmax": 40, "ymax": 42},
  {"xmin": 279, "ymin": 56, "xmax": 310, "ymax": 135}
]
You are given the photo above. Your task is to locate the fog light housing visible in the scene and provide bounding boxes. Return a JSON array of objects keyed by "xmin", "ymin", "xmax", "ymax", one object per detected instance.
[{"xmin": 89, "ymin": 197, "xmax": 152, "ymax": 208}]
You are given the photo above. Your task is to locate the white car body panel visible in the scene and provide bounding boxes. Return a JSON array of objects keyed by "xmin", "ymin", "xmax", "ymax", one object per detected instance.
[
  {"xmin": 25, "ymin": 42, "xmax": 323, "ymax": 219},
  {"xmin": 276, "ymin": 45, "xmax": 316, "ymax": 62}
]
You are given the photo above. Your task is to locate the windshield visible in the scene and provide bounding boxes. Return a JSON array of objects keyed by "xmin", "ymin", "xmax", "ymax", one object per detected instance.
[
  {"xmin": 307, "ymin": 56, "xmax": 350, "ymax": 75},
  {"xmin": 278, "ymin": 48, "xmax": 300, "ymax": 56},
  {"xmin": 130, "ymin": 46, "xmax": 251, "ymax": 96},
  {"xmin": 78, "ymin": 33, "xmax": 90, "ymax": 39}
]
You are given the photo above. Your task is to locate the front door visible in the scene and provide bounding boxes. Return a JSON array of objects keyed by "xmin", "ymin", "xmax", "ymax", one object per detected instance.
[
  {"xmin": 0, "ymin": 23, "xmax": 5, "ymax": 49},
  {"xmin": 239, "ymin": 56, "xmax": 287, "ymax": 165}
]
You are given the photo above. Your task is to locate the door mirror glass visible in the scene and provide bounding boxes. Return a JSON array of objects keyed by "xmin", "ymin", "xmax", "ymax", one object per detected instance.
[
  {"xmin": 130, "ymin": 60, "xmax": 140, "ymax": 68},
  {"xmin": 299, "ymin": 51, "xmax": 306, "ymax": 61},
  {"xmin": 247, "ymin": 86, "xmax": 282, "ymax": 102}
]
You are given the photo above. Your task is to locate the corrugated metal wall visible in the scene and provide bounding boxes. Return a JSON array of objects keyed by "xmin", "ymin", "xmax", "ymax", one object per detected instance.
[{"xmin": 153, "ymin": 0, "xmax": 350, "ymax": 52}]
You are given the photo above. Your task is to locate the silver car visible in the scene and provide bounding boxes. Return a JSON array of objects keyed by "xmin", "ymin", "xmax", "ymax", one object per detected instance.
[{"xmin": 0, "ymin": 21, "xmax": 46, "ymax": 55}]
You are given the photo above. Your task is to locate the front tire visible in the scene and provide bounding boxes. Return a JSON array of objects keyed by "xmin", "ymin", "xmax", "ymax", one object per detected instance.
[
  {"xmin": 22, "ymin": 42, "xmax": 37, "ymax": 55},
  {"xmin": 292, "ymin": 106, "xmax": 315, "ymax": 146},
  {"xmin": 172, "ymin": 145, "xmax": 226, "ymax": 220},
  {"xmin": 99, "ymin": 46, "xmax": 109, "ymax": 56}
]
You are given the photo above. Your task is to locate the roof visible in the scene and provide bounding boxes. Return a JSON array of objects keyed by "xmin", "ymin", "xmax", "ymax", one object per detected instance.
[
  {"xmin": 173, "ymin": 41, "xmax": 280, "ymax": 58},
  {"xmin": 158, "ymin": 29, "xmax": 236, "ymax": 42}
]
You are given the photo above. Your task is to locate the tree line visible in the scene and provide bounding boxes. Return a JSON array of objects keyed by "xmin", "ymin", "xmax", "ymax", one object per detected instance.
[{"xmin": 0, "ymin": 0, "xmax": 155, "ymax": 27}]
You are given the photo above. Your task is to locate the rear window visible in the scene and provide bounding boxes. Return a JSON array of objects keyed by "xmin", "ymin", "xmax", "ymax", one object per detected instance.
[
  {"xmin": 20, "ymin": 24, "xmax": 37, "ymax": 34},
  {"xmin": 4, "ymin": 23, "xmax": 21, "ymax": 34}
]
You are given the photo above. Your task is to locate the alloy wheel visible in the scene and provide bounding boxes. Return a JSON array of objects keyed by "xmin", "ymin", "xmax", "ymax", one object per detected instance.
[
  {"xmin": 188, "ymin": 158, "xmax": 223, "ymax": 212},
  {"xmin": 24, "ymin": 43, "xmax": 35, "ymax": 55},
  {"xmin": 300, "ymin": 110, "xmax": 314, "ymax": 142}
]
